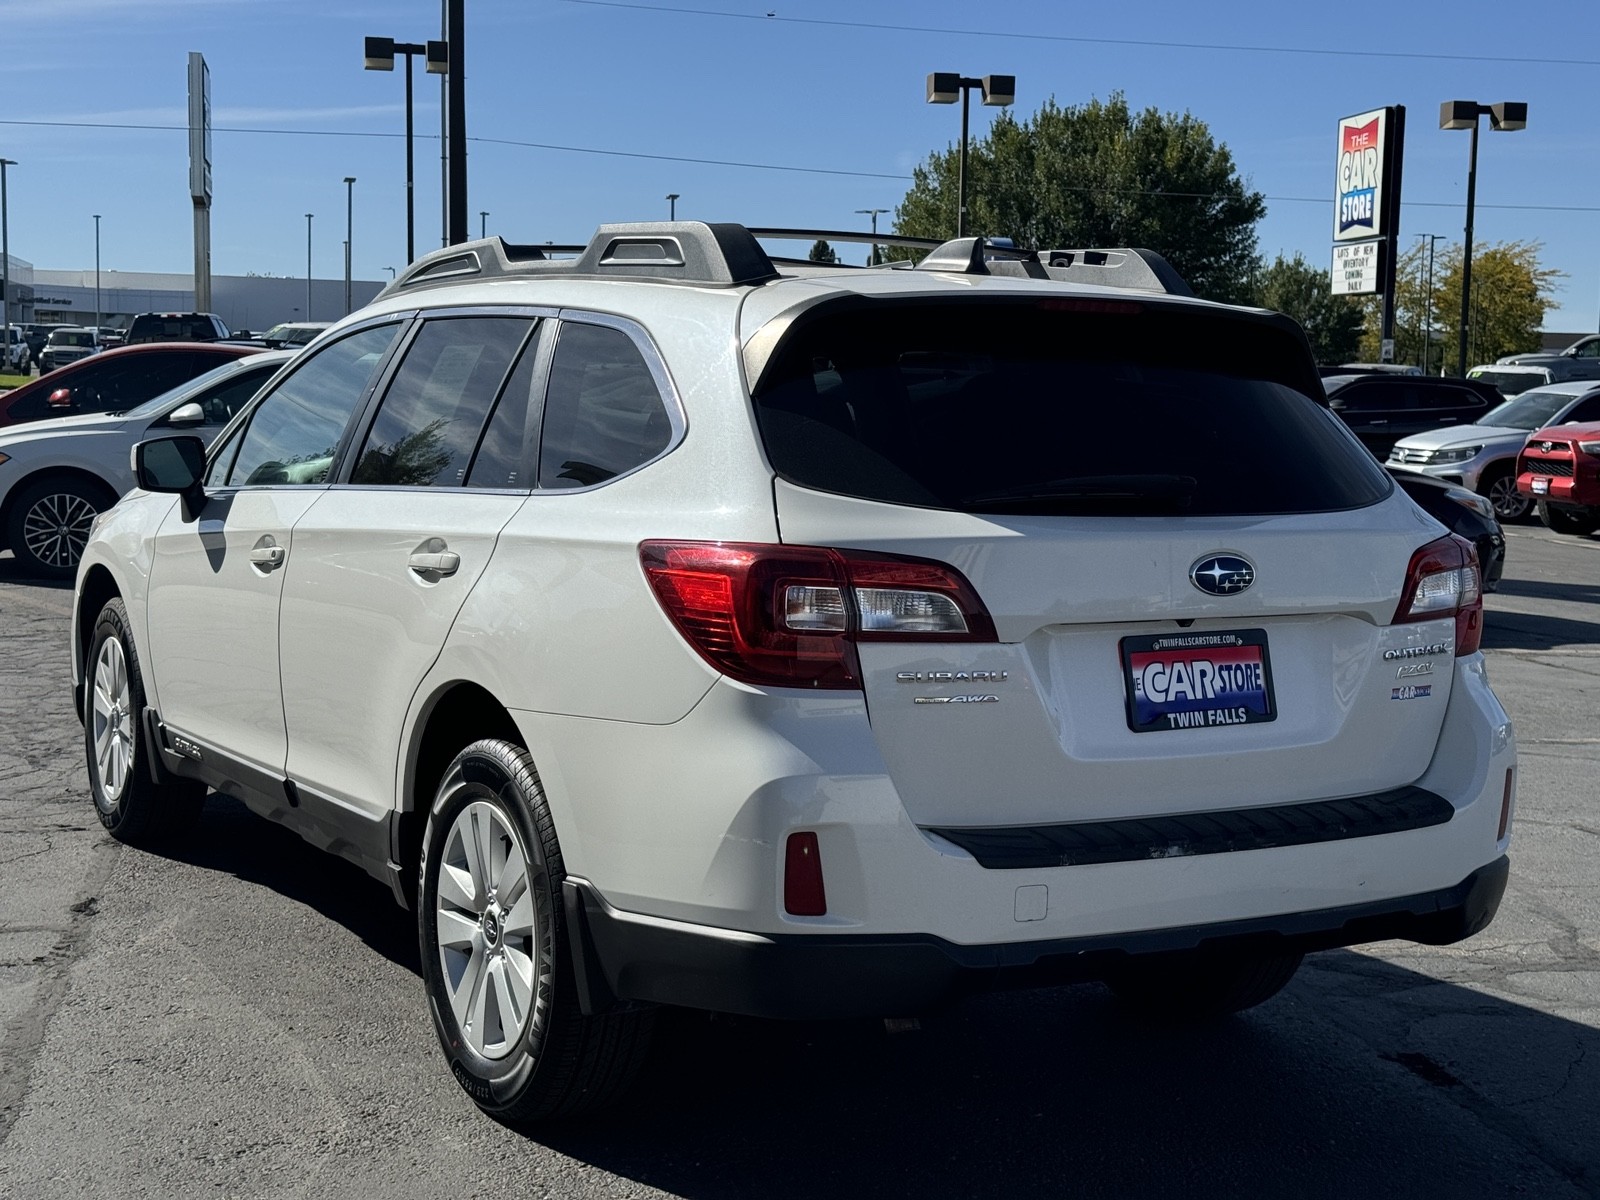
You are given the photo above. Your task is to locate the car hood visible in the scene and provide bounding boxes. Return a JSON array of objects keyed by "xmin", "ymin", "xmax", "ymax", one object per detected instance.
[
  {"xmin": 1390, "ymin": 424, "xmax": 1528, "ymax": 452},
  {"xmin": 1527, "ymin": 420, "xmax": 1600, "ymax": 441}
]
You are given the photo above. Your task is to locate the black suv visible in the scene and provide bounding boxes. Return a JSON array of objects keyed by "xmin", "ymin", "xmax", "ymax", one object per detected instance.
[
  {"xmin": 1322, "ymin": 374, "xmax": 1503, "ymax": 457},
  {"xmin": 123, "ymin": 312, "xmax": 230, "ymax": 345}
]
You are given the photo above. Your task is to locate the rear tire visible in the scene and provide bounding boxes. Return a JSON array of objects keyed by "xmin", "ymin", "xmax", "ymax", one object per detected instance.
[
  {"xmin": 1480, "ymin": 467, "xmax": 1530, "ymax": 523},
  {"xmin": 84, "ymin": 598, "xmax": 206, "ymax": 844},
  {"xmin": 1107, "ymin": 949, "xmax": 1303, "ymax": 1021},
  {"xmin": 1536, "ymin": 500, "xmax": 1600, "ymax": 537},
  {"xmin": 418, "ymin": 739, "xmax": 654, "ymax": 1124}
]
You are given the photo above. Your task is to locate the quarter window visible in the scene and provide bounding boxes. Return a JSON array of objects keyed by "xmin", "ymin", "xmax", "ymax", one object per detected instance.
[
  {"xmin": 537, "ymin": 322, "xmax": 673, "ymax": 489},
  {"xmin": 352, "ymin": 317, "xmax": 533, "ymax": 487},
  {"xmin": 225, "ymin": 324, "xmax": 400, "ymax": 487}
]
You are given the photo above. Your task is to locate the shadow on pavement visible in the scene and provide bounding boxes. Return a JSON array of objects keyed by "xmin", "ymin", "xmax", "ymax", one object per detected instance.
[
  {"xmin": 0, "ymin": 553, "xmax": 74, "ymax": 589},
  {"xmin": 1493, "ymin": 576, "xmax": 1600, "ymax": 606},
  {"xmin": 1482, "ymin": 607, "xmax": 1600, "ymax": 650},
  {"xmin": 146, "ymin": 795, "xmax": 1597, "ymax": 1197}
]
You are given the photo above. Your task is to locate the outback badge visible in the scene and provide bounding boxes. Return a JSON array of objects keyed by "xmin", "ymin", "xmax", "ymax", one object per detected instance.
[{"xmin": 1189, "ymin": 554, "xmax": 1255, "ymax": 596}]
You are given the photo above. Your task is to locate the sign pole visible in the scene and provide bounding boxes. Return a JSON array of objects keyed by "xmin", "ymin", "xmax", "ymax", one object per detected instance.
[{"xmin": 1378, "ymin": 105, "xmax": 1405, "ymax": 363}]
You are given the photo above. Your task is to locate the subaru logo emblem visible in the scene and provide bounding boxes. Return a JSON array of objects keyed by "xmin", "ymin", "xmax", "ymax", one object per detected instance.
[{"xmin": 1190, "ymin": 554, "xmax": 1255, "ymax": 596}]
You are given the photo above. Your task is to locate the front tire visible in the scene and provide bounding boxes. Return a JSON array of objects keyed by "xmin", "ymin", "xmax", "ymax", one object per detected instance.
[
  {"xmin": 8, "ymin": 475, "xmax": 115, "ymax": 579},
  {"xmin": 418, "ymin": 739, "xmax": 653, "ymax": 1124},
  {"xmin": 1480, "ymin": 467, "xmax": 1530, "ymax": 523},
  {"xmin": 1536, "ymin": 500, "xmax": 1600, "ymax": 536},
  {"xmin": 1107, "ymin": 949, "xmax": 1303, "ymax": 1021},
  {"xmin": 84, "ymin": 598, "xmax": 206, "ymax": 843}
]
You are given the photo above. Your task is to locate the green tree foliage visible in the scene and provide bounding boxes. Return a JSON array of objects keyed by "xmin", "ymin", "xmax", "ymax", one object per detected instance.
[
  {"xmin": 1252, "ymin": 252, "xmax": 1364, "ymax": 365},
  {"xmin": 894, "ymin": 93, "xmax": 1266, "ymax": 302},
  {"xmin": 808, "ymin": 239, "xmax": 838, "ymax": 264},
  {"xmin": 1359, "ymin": 240, "xmax": 1563, "ymax": 373}
]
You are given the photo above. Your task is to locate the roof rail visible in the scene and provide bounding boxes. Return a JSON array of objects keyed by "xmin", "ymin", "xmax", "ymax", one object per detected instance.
[
  {"xmin": 377, "ymin": 223, "xmax": 1191, "ymax": 298},
  {"xmin": 383, "ymin": 222, "xmax": 782, "ymax": 298},
  {"xmin": 913, "ymin": 236, "xmax": 1192, "ymax": 296}
]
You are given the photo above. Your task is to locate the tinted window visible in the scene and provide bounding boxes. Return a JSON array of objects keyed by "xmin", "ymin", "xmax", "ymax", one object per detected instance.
[
  {"xmin": 1418, "ymin": 385, "xmax": 1480, "ymax": 411},
  {"xmin": 753, "ymin": 303, "xmax": 1390, "ymax": 516},
  {"xmin": 1328, "ymin": 382, "xmax": 1396, "ymax": 413},
  {"xmin": 1563, "ymin": 396, "xmax": 1600, "ymax": 424},
  {"xmin": 49, "ymin": 330, "xmax": 97, "ymax": 348},
  {"xmin": 465, "ymin": 330, "xmax": 546, "ymax": 490},
  {"xmin": 38, "ymin": 351, "xmax": 228, "ymax": 417},
  {"xmin": 226, "ymin": 324, "xmax": 400, "ymax": 487},
  {"xmin": 352, "ymin": 317, "xmax": 532, "ymax": 487},
  {"xmin": 126, "ymin": 315, "xmax": 223, "ymax": 343},
  {"xmin": 538, "ymin": 322, "xmax": 672, "ymax": 489}
]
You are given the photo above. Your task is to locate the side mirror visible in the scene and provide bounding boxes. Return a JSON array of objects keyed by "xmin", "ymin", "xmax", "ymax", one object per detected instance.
[
  {"xmin": 48, "ymin": 387, "xmax": 74, "ymax": 408},
  {"xmin": 166, "ymin": 402, "xmax": 205, "ymax": 426},
  {"xmin": 133, "ymin": 435, "xmax": 208, "ymax": 518}
]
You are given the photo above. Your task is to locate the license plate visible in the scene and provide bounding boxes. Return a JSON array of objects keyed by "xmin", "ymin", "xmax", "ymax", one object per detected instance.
[
  {"xmin": 1120, "ymin": 629, "xmax": 1276, "ymax": 733},
  {"xmin": 1532, "ymin": 477, "xmax": 1550, "ymax": 494}
]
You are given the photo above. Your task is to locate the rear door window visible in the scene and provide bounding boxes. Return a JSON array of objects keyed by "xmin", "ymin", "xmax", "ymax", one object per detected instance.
[
  {"xmin": 351, "ymin": 316, "xmax": 534, "ymax": 487},
  {"xmin": 752, "ymin": 302, "xmax": 1390, "ymax": 516}
]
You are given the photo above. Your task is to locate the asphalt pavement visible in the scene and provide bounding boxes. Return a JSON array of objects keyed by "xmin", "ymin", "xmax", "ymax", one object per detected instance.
[{"xmin": 0, "ymin": 525, "xmax": 1596, "ymax": 1199}]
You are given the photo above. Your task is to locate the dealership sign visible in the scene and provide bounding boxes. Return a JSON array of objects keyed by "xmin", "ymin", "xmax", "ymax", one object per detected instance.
[
  {"xmin": 1331, "ymin": 240, "xmax": 1382, "ymax": 296},
  {"xmin": 1334, "ymin": 108, "xmax": 1390, "ymax": 243}
]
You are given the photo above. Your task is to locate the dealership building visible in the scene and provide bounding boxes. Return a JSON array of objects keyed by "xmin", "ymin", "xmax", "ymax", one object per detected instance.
[{"xmin": 2, "ymin": 253, "xmax": 384, "ymax": 336}]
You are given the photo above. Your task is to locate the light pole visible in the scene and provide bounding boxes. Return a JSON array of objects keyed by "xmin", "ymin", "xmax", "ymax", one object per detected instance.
[
  {"xmin": 343, "ymin": 177, "xmax": 356, "ymax": 317},
  {"xmin": 926, "ymin": 73, "xmax": 1015, "ymax": 239},
  {"xmin": 384, "ymin": 266, "xmax": 397, "ymax": 280},
  {"xmin": 480, "ymin": 210, "xmax": 488, "ymax": 239},
  {"xmin": 1, "ymin": 158, "xmax": 13, "ymax": 371},
  {"xmin": 856, "ymin": 207, "xmax": 890, "ymax": 265},
  {"xmin": 93, "ymin": 214, "xmax": 101, "ymax": 341},
  {"xmin": 1420, "ymin": 233, "xmax": 1445, "ymax": 374},
  {"xmin": 1440, "ymin": 100, "xmax": 1527, "ymax": 375},
  {"xmin": 305, "ymin": 213, "xmax": 314, "ymax": 320},
  {"xmin": 666, "ymin": 193, "xmax": 679, "ymax": 220},
  {"xmin": 364, "ymin": 35, "xmax": 448, "ymax": 264}
]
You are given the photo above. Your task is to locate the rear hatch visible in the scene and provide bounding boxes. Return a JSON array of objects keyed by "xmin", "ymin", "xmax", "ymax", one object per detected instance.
[{"xmin": 749, "ymin": 295, "xmax": 1459, "ymax": 829}]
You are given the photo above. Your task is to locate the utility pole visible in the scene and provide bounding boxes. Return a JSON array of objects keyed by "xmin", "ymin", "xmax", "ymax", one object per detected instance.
[
  {"xmin": 445, "ymin": 0, "xmax": 468, "ymax": 244},
  {"xmin": 343, "ymin": 177, "xmax": 355, "ymax": 316},
  {"xmin": 856, "ymin": 207, "xmax": 890, "ymax": 264}
]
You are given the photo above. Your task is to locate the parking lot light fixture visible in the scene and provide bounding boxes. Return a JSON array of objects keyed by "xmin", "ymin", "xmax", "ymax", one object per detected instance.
[
  {"xmin": 1440, "ymin": 100, "xmax": 1528, "ymax": 375},
  {"xmin": 926, "ymin": 73, "xmax": 1015, "ymax": 238},
  {"xmin": 666, "ymin": 193, "xmax": 679, "ymax": 220},
  {"xmin": 855, "ymin": 207, "xmax": 890, "ymax": 265},
  {"xmin": 480, "ymin": 210, "xmax": 488, "ymax": 239},
  {"xmin": 93, "ymin": 214, "xmax": 101, "ymax": 341},
  {"xmin": 1, "ymin": 159, "xmax": 14, "ymax": 370},
  {"xmin": 364, "ymin": 35, "xmax": 447, "ymax": 264},
  {"xmin": 305, "ymin": 213, "xmax": 314, "ymax": 321}
]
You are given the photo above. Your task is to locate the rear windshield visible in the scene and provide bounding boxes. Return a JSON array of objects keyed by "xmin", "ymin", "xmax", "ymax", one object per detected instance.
[
  {"xmin": 1468, "ymin": 369, "xmax": 1543, "ymax": 396},
  {"xmin": 751, "ymin": 302, "xmax": 1391, "ymax": 516},
  {"xmin": 127, "ymin": 315, "xmax": 221, "ymax": 343},
  {"xmin": 49, "ymin": 330, "xmax": 96, "ymax": 348}
]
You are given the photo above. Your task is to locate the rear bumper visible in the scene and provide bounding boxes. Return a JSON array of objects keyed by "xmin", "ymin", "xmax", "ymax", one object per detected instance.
[{"xmin": 564, "ymin": 855, "xmax": 1510, "ymax": 1020}]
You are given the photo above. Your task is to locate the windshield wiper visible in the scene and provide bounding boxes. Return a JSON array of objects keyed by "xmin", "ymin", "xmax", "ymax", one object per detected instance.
[{"xmin": 960, "ymin": 474, "xmax": 1198, "ymax": 511}]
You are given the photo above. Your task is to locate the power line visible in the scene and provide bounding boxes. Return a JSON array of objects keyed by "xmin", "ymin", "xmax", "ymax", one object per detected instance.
[
  {"xmin": 557, "ymin": 0, "xmax": 1600, "ymax": 68},
  {"xmin": 5, "ymin": 117, "xmax": 1600, "ymax": 213}
]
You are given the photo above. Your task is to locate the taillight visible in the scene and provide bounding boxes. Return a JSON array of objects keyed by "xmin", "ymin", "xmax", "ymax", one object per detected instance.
[
  {"xmin": 783, "ymin": 832, "xmax": 827, "ymax": 916},
  {"xmin": 1393, "ymin": 534, "xmax": 1482, "ymax": 656},
  {"xmin": 640, "ymin": 541, "xmax": 996, "ymax": 689}
]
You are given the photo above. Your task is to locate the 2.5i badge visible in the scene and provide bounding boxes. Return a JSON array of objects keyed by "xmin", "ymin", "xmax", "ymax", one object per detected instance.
[{"xmin": 1120, "ymin": 629, "xmax": 1277, "ymax": 734}]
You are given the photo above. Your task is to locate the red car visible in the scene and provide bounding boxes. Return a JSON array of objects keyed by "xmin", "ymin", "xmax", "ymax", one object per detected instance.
[
  {"xmin": 0, "ymin": 342, "xmax": 262, "ymax": 429},
  {"xmin": 1515, "ymin": 420, "xmax": 1600, "ymax": 535}
]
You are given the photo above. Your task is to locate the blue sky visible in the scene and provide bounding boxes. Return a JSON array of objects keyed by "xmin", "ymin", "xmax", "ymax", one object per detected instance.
[{"xmin": 3, "ymin": 0, "xmax": 1597, "ymax": 330}]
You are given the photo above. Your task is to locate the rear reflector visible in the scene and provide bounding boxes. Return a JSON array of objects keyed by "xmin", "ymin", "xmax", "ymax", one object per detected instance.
[
  {"xmin": 783, "ymin": 832, "xmax": 827, "ymax": 916},
  {"xmin": 1392, "ymin": 534, "xmax": 1483, "ymax": 656},
  {"xmin": 1498, "ymin": 768, "xmax": 1515, "ymax": 841}
]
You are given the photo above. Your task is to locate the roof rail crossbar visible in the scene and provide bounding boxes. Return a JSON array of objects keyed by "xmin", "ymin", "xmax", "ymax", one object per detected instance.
[
  {"xmin": 745, "ymin": 227, "xmax": 941, "ymax": 251},
  {"xmin": 912, "ymin": 236, "xmax": 1191, "ymax": 295}
]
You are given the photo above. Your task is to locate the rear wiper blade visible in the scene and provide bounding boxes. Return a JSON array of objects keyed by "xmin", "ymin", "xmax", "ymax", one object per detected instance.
[{"xmin": 960, "ymin": 474, "xmax": 1198, "ymax": 509}]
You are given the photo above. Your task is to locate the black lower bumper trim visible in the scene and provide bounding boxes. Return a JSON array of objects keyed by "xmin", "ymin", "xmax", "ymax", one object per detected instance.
[
  {"xmin": 566, "ymin": 856, "xmax": 1509, "ymax": 1020},
  {"xmin": 926, "ymin": 785, "xmax": 1455, "ymax": 869}
]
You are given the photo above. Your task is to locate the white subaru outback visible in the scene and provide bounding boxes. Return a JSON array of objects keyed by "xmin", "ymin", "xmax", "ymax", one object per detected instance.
[{"xmin": 72, "ymin": 223, "xmax": 1515, "ymax": 1125}]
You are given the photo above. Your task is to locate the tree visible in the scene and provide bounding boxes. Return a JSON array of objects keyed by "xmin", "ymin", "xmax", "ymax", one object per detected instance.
[
  {"xmin": 1357, "ymin": 239, "xmax": 1562, "ymax": 372},
  {"xmin": 1253, "ymin": 253, "xmax": 1364, "ymax": 365},
  {"xmin": 808, "ymin": 239, "xmax": 838, "ymax": 264},
  {"xmin": 894, "ymin": 93, "xmax": 1266, "ymax": 302}
]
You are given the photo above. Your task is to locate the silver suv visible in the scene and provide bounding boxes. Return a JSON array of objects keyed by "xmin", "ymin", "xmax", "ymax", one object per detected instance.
[{"xmin": 72, "ymin": 223, "xmax": 1516, "ymax": 1124}]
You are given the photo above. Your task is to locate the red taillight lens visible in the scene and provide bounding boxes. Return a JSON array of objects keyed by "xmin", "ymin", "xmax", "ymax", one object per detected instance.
[
  {"xmin": 783, "ymin": 832, "xmax": 827, "ymax": 916},
  {"xmin": 640, "ymin": 541, "xmax": 997, "ymax": 689},
  {"xmin": 1393, "ymin": 534, "xmax": 1482, "ymax": 656}
]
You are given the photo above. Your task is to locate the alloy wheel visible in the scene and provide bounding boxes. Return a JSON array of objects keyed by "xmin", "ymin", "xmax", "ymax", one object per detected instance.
[
  {"xmin": 435, "ymin": 800, "xmax": 543, "ymax": 1059},
  {"xmin": 1486, "ymin": 474, "xmax": 1529, "ymax": 522},
  {"xmin": 22, "ymin": 490, "xmax": 98, "ymax": 570},
  {"xmin": 91, "ymin": 636, "xmax": 134, "ymax": 808}
]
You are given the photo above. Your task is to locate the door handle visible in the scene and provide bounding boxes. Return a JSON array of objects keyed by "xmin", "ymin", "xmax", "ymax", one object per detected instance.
[
  {"xmin": 409, "ymin": 550, "xmax": 461, "ymax": 576},
  {"xmin": 249, "ymin": 544, "xmax": 286, "ymax": 568}
]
